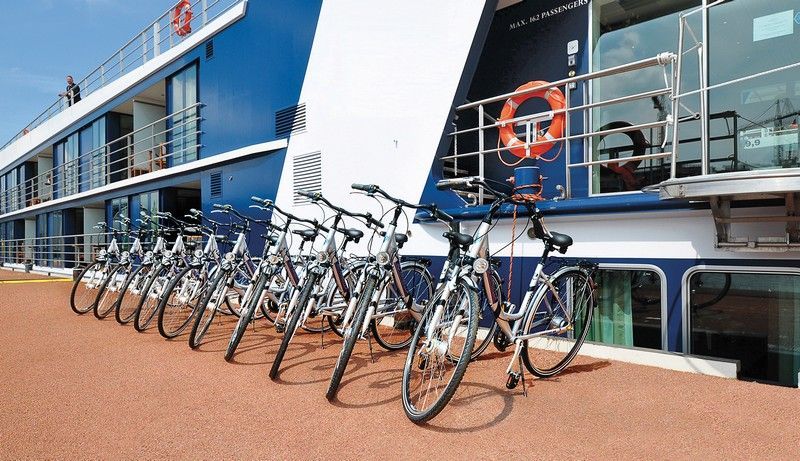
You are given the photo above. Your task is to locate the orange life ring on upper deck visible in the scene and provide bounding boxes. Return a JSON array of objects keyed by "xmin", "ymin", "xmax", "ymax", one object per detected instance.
[
  {"xmin": 172, "ymin": 0, "xmax": 193, "ymax": 37},
  {"xmin": 498, "ymin": 81, "xmax": 565, "ymax": 158}
]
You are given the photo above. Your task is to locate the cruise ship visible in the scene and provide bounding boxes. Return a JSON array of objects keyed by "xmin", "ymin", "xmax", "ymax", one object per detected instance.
[{"xmin": 2, "ymin": 0, "xmax": 800, "ymax": 388}]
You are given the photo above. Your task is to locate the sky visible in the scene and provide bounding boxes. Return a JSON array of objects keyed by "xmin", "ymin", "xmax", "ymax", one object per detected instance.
[{"xmin": 0, "ymin": 0, "xmax": 172, "ymax": 144}]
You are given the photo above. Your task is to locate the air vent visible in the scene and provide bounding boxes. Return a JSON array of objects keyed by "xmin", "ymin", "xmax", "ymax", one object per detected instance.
[
  {"xmin": 210, "ymin": 171, "xmax": 222, "ymax": 198},
  {"xmin": 293, "ymin": 152, "xmax": 321, "ymax": 205},
  {"xmin": 275, "ymin": 103, "xmax": 307, "ymax": 137},
  {"xmin": 205, "ymin": 40, "xmax": 214, "ymax": 60}
]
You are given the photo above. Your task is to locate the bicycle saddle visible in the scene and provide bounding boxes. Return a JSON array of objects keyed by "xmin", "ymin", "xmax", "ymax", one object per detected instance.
[
  {"xmin": 394, "ymin": 233, "xmax": 408, "ymax": 247},
  {"xmin": 260, "ymin": 234, "xmax": 279, "ymax": 245},
  {"xmin": 548, "ymin": 232, "xmax": 573, "ymax": 253},
  {"xmin": 343, "ymin": 228, "xmax": 364, "ymax": 242},
  {"xmin": 443, "ymin": 231, "xmax": 473, "ymax": 248},
  {"xmin": 292, "ymin": 229, "xmax": 318, "ymax": 241}
]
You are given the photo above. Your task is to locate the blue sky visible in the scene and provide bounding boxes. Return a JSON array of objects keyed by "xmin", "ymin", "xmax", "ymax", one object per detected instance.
[{"xmin": 0, "ymin": 0, "xmax": 170, "ymax": 143}]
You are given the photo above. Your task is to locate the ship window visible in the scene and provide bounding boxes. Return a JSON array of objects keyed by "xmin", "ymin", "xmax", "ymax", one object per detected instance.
[
  {"xmin": 110, "ymin": 197, "xmax": 129, "ymax": 233},
  {"xmin": 591, "ymin": 0, "xmax": 701, "ymax": 193},
  {"xmin": 588, "ymin": 267, "xmax": 663, "ymax": 350},
  {"xmin": 168, "ymin": 64, "xmax": 198, "ymax": 166},
  {"xmin": 707, "ymin": 0, "xmax": 800, "ymax": 173},
  {"xmin": 138, "ymin": 191, "xmax": 159, "ymax": 236},
  {"xmin": 688, "ymin": 269, "xmax": 800, "ymax": 387}
]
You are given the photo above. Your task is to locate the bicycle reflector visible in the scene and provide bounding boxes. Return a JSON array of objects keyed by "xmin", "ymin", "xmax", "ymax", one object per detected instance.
[
  {"xmin": 224, "ymin": 252, "xmax": 236, "ymax": 262},
  {"xmin": 267, "ymin": 254, "xmax": 281, "ymax": 265},
  {"xmin": 316, "ymin": 252, "xmax": 329, "ymax": 264},
  {"xmin": 194, "ymin": 249, "xmax": 204, "ymax": 259},
  {"xmin": 472, "ymin": 257, "xmax": 489, "ymax": 274},
  {"xmin": 163, "ymin": 250, "xmax": 173, "ymax": 259}
]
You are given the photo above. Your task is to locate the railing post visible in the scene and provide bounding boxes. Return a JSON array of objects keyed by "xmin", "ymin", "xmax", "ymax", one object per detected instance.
[
  {"xmin": 202, "ymin": 0, "xmax": 208, "ymax": 26},
  {"xmin": 564, "ymin": 84, "xmax": 572, "ymax": 199},
  {"xmin": 100, "ymin": 64, "xmax": 106, "ymax": 85},
  {"xmin": 119, "ymin": 50, "xmax": 124, "ymax": 76},
  {"xmin": 478, "ymin": 104, "xmax": 485, "ymax": 204},
  {"xmin": 142, "ymin": 34, "xmax": 147, "ymax": 65},
  {"xmin": 153, "ymin": 22, "xmax": 161, "ymax": 57}
]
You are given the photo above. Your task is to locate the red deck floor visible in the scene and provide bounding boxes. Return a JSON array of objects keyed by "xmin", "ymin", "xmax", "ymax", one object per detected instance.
[{"xmin": 1, "ymin": 278, "xmax": 799, "ymax": 459}]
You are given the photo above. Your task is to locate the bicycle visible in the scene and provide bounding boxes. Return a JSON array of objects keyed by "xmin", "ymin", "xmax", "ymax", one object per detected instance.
[
  {"xmin": 70, "ymin": 222, "xmax": 123, "ymax": 315},
  {"xmin": 93, "ymin": 217, "xmax": 149, "ymax": 319},
  {"xmin": 325, "ymin": 184, "xmax": 441, "ymax": 400},
  {"xmin": 401, "ymin": 176, "xmax": 596, "ymax": 423}
]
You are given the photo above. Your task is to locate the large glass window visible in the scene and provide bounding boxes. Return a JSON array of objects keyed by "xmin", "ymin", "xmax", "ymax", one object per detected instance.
[
  {"xmin": 708, "ymin": 0, "xmax": 800, "ymax": 173},
  {"xmin": 60, "ymin": 134, "xmax": 80, "ymax": 196},
  {"xmin": 138, "ymin": 191, "xmax": 159, "ymax": 236},
  {"xmin": 587, "ymin": 268, "xmax": 663, "ymax": 350},
  {"xmin": 169, "ymin": 64, "xmax": 198, "ymax": 165},
  {"xmin": 110, "ymin": 197, "xmax": 129, "ymax": 232},
  {"xmin": 50, "ymin": 210, "xmax": 63, "ymax": 268},
  {"xmin": 591, "ymin": 0, "xmax": 701, "ymax": 193},
  {"xmin": 690, "ymin": 270, "xmax": 800, "ymax": 387},
  {"xmin": 81, "ymin": 117, "xmax": 107, "ymax": 189}
]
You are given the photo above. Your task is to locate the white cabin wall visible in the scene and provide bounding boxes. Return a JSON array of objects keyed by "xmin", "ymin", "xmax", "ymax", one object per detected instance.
[{"xmin": 278, "ymin": 1, "xmax": 488, "ymax": 254}]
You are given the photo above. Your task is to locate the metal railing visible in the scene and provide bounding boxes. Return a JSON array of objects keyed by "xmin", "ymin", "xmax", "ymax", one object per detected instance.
[
  {"xmin": 0, "ymin": 103, "xmax": 203, "ymax": 216},
  {"xmin": 1, "ymin": 0, "xmax": 241, "ymax": 150},
  {"xmin": 445, "ymin": 53, "xmax": 677, "ymax": 203},
  {"xmin": 0, "ymin": 231, "xmax": 202, "ymax": 270}
]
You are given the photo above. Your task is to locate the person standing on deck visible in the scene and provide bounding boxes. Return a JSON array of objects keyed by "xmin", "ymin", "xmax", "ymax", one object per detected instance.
[{"xmin": 59, "ymin": 75, "xmax": 81, "ymax": 106}]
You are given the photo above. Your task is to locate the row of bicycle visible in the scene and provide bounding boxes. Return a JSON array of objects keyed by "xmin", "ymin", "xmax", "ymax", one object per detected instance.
[{"xmin": 68, "ymin": 177, "xmax": 597, "ymax": 423}]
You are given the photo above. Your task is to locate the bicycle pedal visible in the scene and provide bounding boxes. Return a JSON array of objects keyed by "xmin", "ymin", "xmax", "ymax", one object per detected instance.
[
  {"xmin": 506, "ymin": 372, "xmax": 520, "ymax": 390},
  {"xmin": 417, "ymin": 355, "xmax": 429, "ymax": 370},
  {"xmin": 275, "ymin": 322, "xmax": 285, "ymax": 334}
]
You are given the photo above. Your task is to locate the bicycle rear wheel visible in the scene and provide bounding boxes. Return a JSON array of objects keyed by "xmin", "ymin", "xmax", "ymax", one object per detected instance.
[
  {"xmin": 70, "ymin": 261, "xmax": 105, "ymax": 314},
  {"xmin": 370, "ymin": 262, "xmax": 432, "ymax": 351},
  {"xmin": 521, "ymin": 268, "xmax": 595, "ymax": 378},
  {"xmin": 115, "ymin": 264, "xmax": 152, "ymax": 324},
  {"xmin": 189, "ymin": 269, "xmax": 229, "ymax": 349},
  {"xmin": 94, "ymin": 264, "xmax": 129, "ymax": 319},
  {"xmin": 401, "ymin": 279, "xmax": 478, "ymax": 423},
  {"xmin": 157, "ymin": 265, "xmax": 205, "ymax": 339}
]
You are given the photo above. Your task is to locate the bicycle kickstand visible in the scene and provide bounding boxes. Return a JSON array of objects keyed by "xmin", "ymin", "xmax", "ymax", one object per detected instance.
[{"xmin": 367, "ymin": 332, "xmax": 376, "ymax": 364}]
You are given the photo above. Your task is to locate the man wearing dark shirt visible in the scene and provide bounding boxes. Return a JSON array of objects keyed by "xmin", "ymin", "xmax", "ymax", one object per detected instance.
[{"xmin": 59, "ymin": 75, "xmax": 81, "ymax": 106}]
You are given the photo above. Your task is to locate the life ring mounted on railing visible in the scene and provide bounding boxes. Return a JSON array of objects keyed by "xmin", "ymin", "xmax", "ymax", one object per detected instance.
[
  {"xmin": 172, "ymin": 0, "xmax": 193, "ymax": 37},
  {"xmin": 498, "ymin": 81, "xmax": 566, "ymax": 159},
  {"xmin": 597, "ymin": 121, "xmax": 650, "ymax": 191}
]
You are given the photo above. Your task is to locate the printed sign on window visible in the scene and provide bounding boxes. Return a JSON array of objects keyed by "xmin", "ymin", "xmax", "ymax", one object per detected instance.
[{"xmin": 753, "ymin": 10, "xmax": 794, "ymax": 42}]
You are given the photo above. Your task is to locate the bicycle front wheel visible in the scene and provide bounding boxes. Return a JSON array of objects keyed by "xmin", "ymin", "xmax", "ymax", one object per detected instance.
[
  {"xmin": 326, "ymin": 276, "xmax": 376, "ymax": 401},
  {"xmin": 401, "ymin": 279, "xmax": 478, "ymax": 423},
  {"xmin": 225, "ymin": 272, "xmax": 268, "ymax": 361},
  {"xmin": 115, "ymin": 264, "xmax": 152, "ymax": 324},
  {"xmin": 521, "ymin": 268, "xmax": 595, "ymax": 378},
  {"xmin": 269, "ymin": 272, "xmax": 317, "ymax": 380},
  {"xmin": 189, "ymin": 269, "xmax": 229, "ymax": 349},
  {"xmin": 133, "ymin": 264, "xmax": 171, "ymax": 332},
  {"xmin": 157, "ymin": 265, "xmax": 205, "ymax": 339},
  {"xmin": 70, "ymin": 261, "xmax": 105, "ymax": 314},
  {"xmin": 94, "ymin": 264, "xmax": 128, "ymax": 319}
]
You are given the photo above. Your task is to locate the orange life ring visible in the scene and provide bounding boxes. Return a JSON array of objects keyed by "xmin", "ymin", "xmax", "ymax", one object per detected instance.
[
  {"xmin": 172, "ymin": 0, "xmax": 193, "ymax": 37},
  {"xmin": 498, "ymin": 81, "xmax": 565, "ymax": 158},
  {"xmin": 598, "ymin": 121, "xmax": 649, "ymax": 191}
]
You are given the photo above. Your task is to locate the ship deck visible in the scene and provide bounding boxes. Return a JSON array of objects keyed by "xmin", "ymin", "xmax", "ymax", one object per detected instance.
[{"xmin": 1, "ymin": 272, "xmax": 797, "ymax": 459}]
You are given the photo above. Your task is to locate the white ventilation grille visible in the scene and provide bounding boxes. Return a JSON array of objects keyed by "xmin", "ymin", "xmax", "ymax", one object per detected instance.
[
  {"xmin": 276, "ymin": 103, "xmax": 307, "ymax": 137},
  {"xmin": 293, "ymin": 152, "xmax": 321, "ymax": 205}
]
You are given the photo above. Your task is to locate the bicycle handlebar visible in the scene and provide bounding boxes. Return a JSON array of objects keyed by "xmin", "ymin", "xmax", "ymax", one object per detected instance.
[
  {"xmin": 350, "ymin": 183, "xmax": 453, "ymax": 223},
  {"xmin": 299, "ymin": 189, "xmax": 384, "ymax": 228}
]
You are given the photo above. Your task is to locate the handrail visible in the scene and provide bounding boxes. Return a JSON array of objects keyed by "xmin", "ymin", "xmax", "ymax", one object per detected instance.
[
  {"xmin": 1, "ymin": 0, "xmax": 242, "ymax": 150},
  {"xmin": 0, "ymin": 103, "xmax": 203, "ymax": 215}
]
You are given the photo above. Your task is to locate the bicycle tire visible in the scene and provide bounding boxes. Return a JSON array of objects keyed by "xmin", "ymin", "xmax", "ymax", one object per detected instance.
[
  {"xmin": 114, "ymin": 264, "xmax": 152, "ymax": 324},
  {"xmin": 521, "ymin": 268, "xmax": 595, "ymax": 378},
  {"xmin": 157, "ymin": 265, "xmax": 203, "ymax": 339},
  {"xmin": 189, "ymin": 268, "xmax": 229, "ymax": 349},
  {"xmin": 269, "ymin": 272, "xmax": 317, "ymax": 380},
  {"xmin": 133, "ymin": 264, "xmax": 170, "ymax": 332},
  {"xmin": 471, "ymin": 269, "xmax": 502, "ymax": 360},
  {"xmin": 93, "ymin": 264, "xmax": 126, "ymax": 319},
  {"xmin": 370, "ymin": 262, "xmax": 433, "ymax": 351},
  {"xmin": 225, "ymin": 272, "xmax": 268, "ymax": 361},
  {"xmin": 401, "ymin": 279, "xmax": 479, "ymax": 423},
  {"xmin": 326, "ymin": 275, "xmax": 376, "ymax": 401},
  {"xmin": 70, "ymin": 261, "xmax": 104, "ymax": 314}
]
